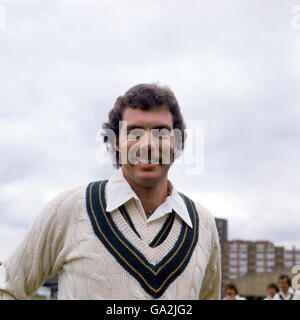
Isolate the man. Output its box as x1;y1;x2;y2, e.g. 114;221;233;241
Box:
0;83;221;300
275;274;300;300
264;283;279;300
222;283;246;300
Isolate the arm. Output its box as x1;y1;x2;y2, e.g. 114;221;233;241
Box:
198;237;221;300
197;205;221;300
0;189;72;300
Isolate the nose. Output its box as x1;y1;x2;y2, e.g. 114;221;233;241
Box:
139;130;155;147
139;130;159;161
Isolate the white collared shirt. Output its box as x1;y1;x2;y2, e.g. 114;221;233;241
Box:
105;168;193;228
276;287;300;300
264;293;280;300
222;294;246;300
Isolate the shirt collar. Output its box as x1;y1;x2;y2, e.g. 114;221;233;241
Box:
105;168;193;228
288;287;295;295
280;287;295;297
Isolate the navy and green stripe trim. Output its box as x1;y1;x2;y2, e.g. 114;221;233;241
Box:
149;212;175;248
85;180;199;299
119;204;141;239
119;204;175;248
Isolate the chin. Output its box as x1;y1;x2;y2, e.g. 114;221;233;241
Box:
133;163;169;181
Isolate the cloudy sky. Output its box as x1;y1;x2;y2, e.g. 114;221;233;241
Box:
0;0;300;261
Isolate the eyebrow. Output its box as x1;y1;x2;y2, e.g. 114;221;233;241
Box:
126;124;172;132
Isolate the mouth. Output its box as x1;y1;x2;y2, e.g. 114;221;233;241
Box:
136;162;159;166
137;158;162;164
134;161;161;170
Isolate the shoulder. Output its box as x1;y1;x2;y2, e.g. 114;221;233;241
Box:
191;200;219;241
46;183;88;212
24;184;89;231
42;183;91;228
193;201;217;230
178;192;216;228
294;290;300;299
186;197;220;250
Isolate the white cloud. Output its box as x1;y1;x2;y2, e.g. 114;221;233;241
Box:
0;0;300;261
187;190;300;249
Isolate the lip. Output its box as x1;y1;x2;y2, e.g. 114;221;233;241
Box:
135;163;159;168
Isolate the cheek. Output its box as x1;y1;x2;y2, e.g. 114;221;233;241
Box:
118;135;135;152
120;140;144;165
160;138;175;158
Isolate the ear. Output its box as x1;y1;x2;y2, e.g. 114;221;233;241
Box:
115;137;120;152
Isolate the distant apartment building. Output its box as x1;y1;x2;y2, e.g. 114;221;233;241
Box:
222;240;300;283
222;240;251;282
284;247;300;267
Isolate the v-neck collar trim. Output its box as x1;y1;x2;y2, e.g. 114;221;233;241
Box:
85;180;199;298
119;204;176;248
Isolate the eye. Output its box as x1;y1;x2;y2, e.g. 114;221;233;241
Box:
127;128;145;140
152;128;171;139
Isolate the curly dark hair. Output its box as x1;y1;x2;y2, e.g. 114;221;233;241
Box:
225;283;238;295
267;283;279;293
278;274;291;286
101;83;187;168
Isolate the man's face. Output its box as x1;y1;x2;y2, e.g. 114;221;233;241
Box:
225;288;236;299
117;106;174;187
278;278;289;292
267;287;277;298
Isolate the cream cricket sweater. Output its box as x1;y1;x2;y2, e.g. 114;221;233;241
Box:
0;177;221;300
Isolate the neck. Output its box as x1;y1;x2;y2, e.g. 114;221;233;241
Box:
282;288;289;294
122;168;170;219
